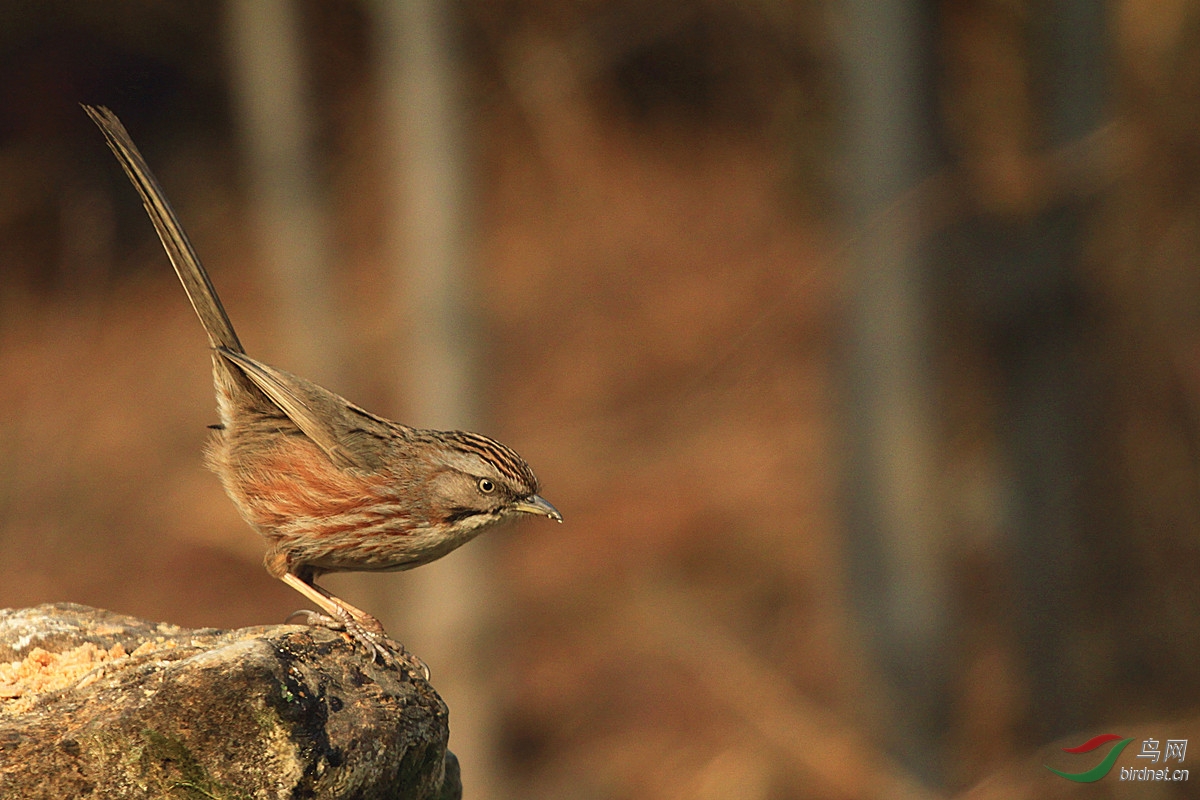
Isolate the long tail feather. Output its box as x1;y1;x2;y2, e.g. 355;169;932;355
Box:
84;105;243;354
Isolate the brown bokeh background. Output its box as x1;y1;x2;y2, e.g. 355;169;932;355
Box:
2;2;1199;798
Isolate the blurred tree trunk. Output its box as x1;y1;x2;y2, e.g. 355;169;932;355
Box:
1007;0;1107;742
841;0;1111;781
931;0;1109;746
838;0;949;782
224;0;342;381
370;2;502;799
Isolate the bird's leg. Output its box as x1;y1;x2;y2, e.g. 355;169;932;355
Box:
279;572;429;678
280;572;381;630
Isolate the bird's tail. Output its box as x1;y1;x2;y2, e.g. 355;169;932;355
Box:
84;105;243;355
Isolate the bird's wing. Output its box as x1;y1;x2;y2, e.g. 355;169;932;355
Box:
216;347;375;471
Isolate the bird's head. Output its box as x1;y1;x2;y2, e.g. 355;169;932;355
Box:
424;430;562;531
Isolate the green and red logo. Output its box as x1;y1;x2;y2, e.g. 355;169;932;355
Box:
1045;734;1134;782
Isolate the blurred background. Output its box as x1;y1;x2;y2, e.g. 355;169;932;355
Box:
2;1;1199;798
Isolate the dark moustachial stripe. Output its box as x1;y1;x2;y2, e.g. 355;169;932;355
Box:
443;506;489;525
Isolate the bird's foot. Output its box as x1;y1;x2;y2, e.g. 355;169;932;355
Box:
286;608;430;680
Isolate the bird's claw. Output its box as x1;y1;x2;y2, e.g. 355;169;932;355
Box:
286;608;431;680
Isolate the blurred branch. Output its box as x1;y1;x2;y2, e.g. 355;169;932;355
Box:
500;32;602;197
630;581;942;800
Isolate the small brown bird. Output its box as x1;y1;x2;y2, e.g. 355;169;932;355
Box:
85;105;561;662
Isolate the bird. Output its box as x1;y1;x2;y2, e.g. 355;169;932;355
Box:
84;105;561;665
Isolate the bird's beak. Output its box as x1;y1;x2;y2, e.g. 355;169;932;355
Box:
512;494;563;522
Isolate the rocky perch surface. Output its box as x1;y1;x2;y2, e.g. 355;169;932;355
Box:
0;603;460;800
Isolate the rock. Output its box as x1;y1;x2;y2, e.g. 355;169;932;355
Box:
0;603;461;800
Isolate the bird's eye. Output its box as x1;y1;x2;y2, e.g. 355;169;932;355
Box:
477;477;496;494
